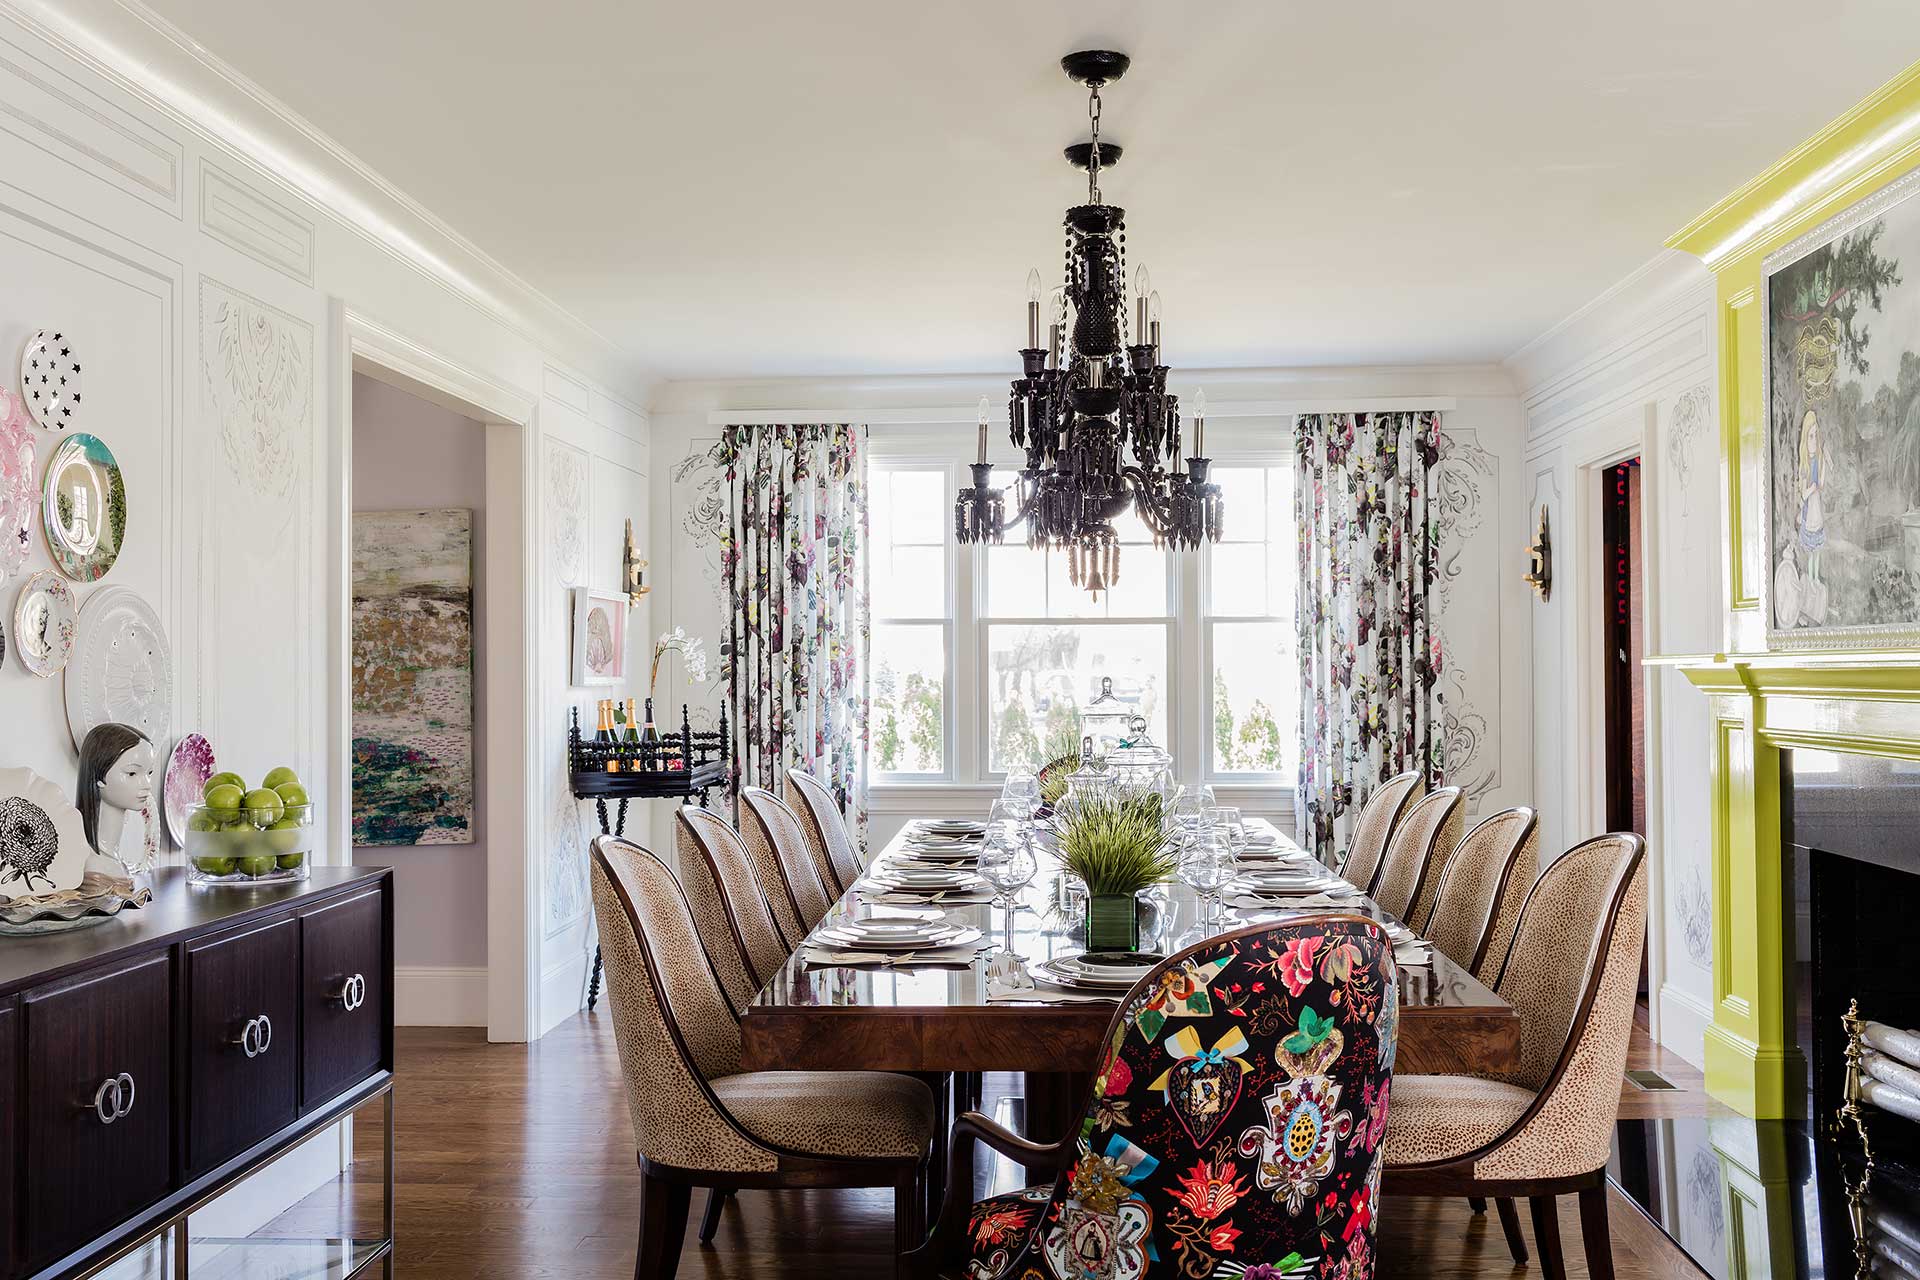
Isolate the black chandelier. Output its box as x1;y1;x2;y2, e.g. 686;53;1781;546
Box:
954;50;1221;599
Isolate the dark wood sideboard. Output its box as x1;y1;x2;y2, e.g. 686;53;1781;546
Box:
0;866;395;1279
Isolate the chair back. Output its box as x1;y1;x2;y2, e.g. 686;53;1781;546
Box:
739;786;836;934
785;767;864;896
589;836;775;1175
1369;786;1462;920
987;916;1396;1280
1337;770;1422;890
677;806;793;987
1474;832;1647;1180
1416;806;1538;976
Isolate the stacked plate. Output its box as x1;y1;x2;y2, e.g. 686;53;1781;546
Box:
814;917;983;952
1232;867;1356;898
1032;950;1163;993
868;865;984;893
917;819;984;838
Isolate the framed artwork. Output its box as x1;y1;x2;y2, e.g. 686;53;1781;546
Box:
1765;166;1920;646
571;586;626;686
351;508;474;846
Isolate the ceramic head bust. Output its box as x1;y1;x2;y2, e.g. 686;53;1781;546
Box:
76;723;155;873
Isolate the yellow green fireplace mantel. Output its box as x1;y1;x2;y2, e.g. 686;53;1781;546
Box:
1661;57;1920;1118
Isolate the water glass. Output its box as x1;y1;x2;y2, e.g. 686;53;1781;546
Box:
980;832;1037;911
1178;830;1236;926
1203;805;1247;864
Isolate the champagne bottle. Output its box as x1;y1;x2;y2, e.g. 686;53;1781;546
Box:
622;697;642;771
598;700;619;772
641;698;661;748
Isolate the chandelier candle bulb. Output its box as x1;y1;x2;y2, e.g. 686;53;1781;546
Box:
976;395;992;463
1026;268;1044;347
1134;264;1151;338
1192;387;1207;457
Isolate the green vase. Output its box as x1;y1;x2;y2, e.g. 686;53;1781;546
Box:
1085;892;1141;951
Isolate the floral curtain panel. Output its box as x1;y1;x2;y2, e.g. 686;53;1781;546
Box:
719;423;870;845
1295;410;1447;861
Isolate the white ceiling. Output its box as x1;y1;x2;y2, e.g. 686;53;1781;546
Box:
141;0;1920;382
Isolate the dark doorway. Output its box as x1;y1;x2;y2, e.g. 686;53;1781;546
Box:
1602;457;1648;1007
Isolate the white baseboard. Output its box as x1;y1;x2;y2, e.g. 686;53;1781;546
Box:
395;965;488;1027
1657;981;1713;1070
538;949;591;1037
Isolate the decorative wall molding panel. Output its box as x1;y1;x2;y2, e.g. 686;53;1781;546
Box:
542;364;591;415
545;437;588;589
200;276;312;519
198;157;315;285
1435;426;1501;806
0;29;182;215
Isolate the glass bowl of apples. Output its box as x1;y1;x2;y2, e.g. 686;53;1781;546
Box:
185;767;313;886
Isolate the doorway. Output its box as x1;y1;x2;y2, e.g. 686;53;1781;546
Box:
1601;456;1650;1010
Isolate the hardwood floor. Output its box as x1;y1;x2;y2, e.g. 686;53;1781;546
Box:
267;1011;1712;1278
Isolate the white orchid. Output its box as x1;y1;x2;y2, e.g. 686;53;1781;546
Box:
651;626;710;695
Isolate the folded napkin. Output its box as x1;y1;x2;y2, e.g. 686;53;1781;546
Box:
1393;940;1435;968
803;944;981;968
857;887;996;905
1225;891;1353;911
986;977;1119;1003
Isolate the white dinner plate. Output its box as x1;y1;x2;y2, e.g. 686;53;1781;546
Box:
1032;958;1140;990
815;925;981;952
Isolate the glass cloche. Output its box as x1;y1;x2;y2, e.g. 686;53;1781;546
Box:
1079;676;1133;762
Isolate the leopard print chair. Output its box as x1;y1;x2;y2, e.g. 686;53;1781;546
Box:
1415;806;1539;981
911;916;1397;1280
674;806;792;1012
739;785;836;935
1382;833;1647;1280
1368;786;1463;922
591;836;931;1279
1335;771;1423;893
786;767;865;896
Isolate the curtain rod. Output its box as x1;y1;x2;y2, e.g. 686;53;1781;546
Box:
706;397;1456;426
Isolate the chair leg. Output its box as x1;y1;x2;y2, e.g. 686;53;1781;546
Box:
635;1172;691;1280
1528;1195;1566;1280
696;1188;728;1245
1467;1195;1486;1213
1495;1196;1529;1264
1578;1182;1616;1280
896;1169;927;1280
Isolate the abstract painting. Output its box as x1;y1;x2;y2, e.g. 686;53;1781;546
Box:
1767;168;1920;644
351;508;474;845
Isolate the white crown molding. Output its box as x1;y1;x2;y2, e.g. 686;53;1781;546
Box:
1504;249;1712;391
9;0;656;403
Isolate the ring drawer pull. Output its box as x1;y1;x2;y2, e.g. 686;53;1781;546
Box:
90;1073;135;1125
236;1015;274;1059
336;974;367;1012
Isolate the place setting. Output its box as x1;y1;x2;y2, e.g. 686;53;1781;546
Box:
802;913;987;969
1224;864;1361;910
987;948;1156;1003
854;861;994;905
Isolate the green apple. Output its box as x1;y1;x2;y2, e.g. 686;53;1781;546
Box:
186;810;222;833
203;783;244;818
205;771;246;796
193;855;236;875
263;766;300;791
243;788;285;825
237;854;277;877
273;782;309;808
276;852;306;870
264;817;303;854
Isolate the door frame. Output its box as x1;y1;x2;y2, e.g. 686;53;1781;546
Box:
1569;401;1668;1042
327;303;542;1042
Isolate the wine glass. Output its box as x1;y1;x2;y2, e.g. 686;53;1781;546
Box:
1178;829;1236;935
980;830;1037;913
1001;769;1041;819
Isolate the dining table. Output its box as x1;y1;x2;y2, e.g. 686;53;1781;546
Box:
739;813;1520;1174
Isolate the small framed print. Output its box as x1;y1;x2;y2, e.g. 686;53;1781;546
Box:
570;587;627;687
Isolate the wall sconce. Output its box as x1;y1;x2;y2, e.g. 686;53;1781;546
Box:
623;518;649;606
1523;505;1552;601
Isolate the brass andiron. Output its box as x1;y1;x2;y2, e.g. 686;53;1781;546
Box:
1838;998;1875;1280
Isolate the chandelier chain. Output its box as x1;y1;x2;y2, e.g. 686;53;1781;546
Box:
1087;81;1103;205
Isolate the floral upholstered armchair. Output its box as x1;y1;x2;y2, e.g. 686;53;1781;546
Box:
912;916;1397;1280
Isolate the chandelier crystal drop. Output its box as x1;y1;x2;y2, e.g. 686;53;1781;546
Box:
955;50;1223;599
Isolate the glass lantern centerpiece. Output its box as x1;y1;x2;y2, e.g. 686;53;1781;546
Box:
1079;676;1133;763
184;796;313;886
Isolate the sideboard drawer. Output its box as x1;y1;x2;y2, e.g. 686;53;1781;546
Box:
0;1001;16;1279
187;916;299;1173
301;890;386;1107
23;952;172;1270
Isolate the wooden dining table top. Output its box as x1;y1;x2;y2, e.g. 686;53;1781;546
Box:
739;816;1520;1078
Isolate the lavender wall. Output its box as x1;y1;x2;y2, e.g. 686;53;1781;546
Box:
350;372;488;969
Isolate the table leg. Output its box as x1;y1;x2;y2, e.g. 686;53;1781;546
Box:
1019;1072;1090;1184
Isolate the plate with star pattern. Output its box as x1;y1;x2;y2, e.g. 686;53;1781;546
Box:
20;330;81;431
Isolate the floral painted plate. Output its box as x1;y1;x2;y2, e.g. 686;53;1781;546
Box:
163;733;214;849
12;571;75;678
20;329;81;431
0;387;32;585
42;432;124;581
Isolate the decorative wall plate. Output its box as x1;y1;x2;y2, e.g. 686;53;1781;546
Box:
64;585;171;750
42;432;124;581
163;732;214;848
12;570;75;678
20;329;81;431
0;387;32;585
0;767;89;898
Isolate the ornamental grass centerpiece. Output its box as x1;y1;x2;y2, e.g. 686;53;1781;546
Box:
1052;787;1177;950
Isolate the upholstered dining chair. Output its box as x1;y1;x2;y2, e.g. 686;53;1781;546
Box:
786;767;865;896
1369;785;1464;922
1336;769;1423;890
739;785;837;935
909;915;1398;1280
1416;806;1540;980
1382;832;1648;1280
590;835;933;1280
674;806;791;1010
